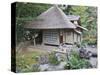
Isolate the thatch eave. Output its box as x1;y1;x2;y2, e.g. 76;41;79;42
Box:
24;5;76;29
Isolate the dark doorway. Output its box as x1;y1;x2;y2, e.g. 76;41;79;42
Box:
36;31;42;44
60;35;63;43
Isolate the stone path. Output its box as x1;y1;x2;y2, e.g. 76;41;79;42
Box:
89;57;97;68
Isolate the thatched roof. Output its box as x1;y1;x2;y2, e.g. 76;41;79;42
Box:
67;15;80;21
24;5;76;29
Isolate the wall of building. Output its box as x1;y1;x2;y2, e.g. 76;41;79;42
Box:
42;29;82;45
74;32;82;43
73;32;77;43
77;34;81;43
43;29;59;45
64;30;74;44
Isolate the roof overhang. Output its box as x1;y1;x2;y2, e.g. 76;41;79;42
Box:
67;15;80;21
24;5;76;29
76;25;88;31
74;29;82;34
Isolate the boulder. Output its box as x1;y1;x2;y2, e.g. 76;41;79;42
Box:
79;47;92;59
38;55;49;64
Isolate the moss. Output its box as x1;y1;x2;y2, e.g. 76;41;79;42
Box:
16;50;48;72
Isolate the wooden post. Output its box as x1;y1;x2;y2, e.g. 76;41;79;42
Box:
34;38;36;46
32;35;36;46
32;33;38;46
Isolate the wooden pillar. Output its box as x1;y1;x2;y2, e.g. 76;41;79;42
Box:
32;35;36;46
34;38;36;46
60;30;63;43
33;33;38;46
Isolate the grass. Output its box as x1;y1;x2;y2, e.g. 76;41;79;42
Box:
16;47;49;72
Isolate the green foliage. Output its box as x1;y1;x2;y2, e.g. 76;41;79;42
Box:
31;64;40;72
16;50;47;72
16;2;51;18
16;2;51;43
82;37;97;45
63;5;97;44
22;64;40;72
16;3;97;45
16;55;31;72
16;19;25;43
17;64;40;73
49;52;60;65
75;42;81;48
64;51;91;69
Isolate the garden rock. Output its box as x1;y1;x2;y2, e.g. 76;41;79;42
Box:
55;53;62;61
39;64;49;71
79;47;92;59
59;44;73;52
92;53;97;57
38;55;49;64
57;61;66;70
48;61;66;71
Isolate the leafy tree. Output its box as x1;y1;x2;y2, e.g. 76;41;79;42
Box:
16;2;51;43
16;3;97;45
63;5;97;44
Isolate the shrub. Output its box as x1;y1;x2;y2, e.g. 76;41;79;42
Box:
31;64;40;72
16;52;41;72
16;55;29;71
82;37;97;45
19;64;40;72
75;42;81;48
49;52;60;65
64;51;91;69
88;39;97;45
64;63;70;69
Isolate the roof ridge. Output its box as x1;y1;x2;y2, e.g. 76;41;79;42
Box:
55;6;76;28
25;5;77;29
